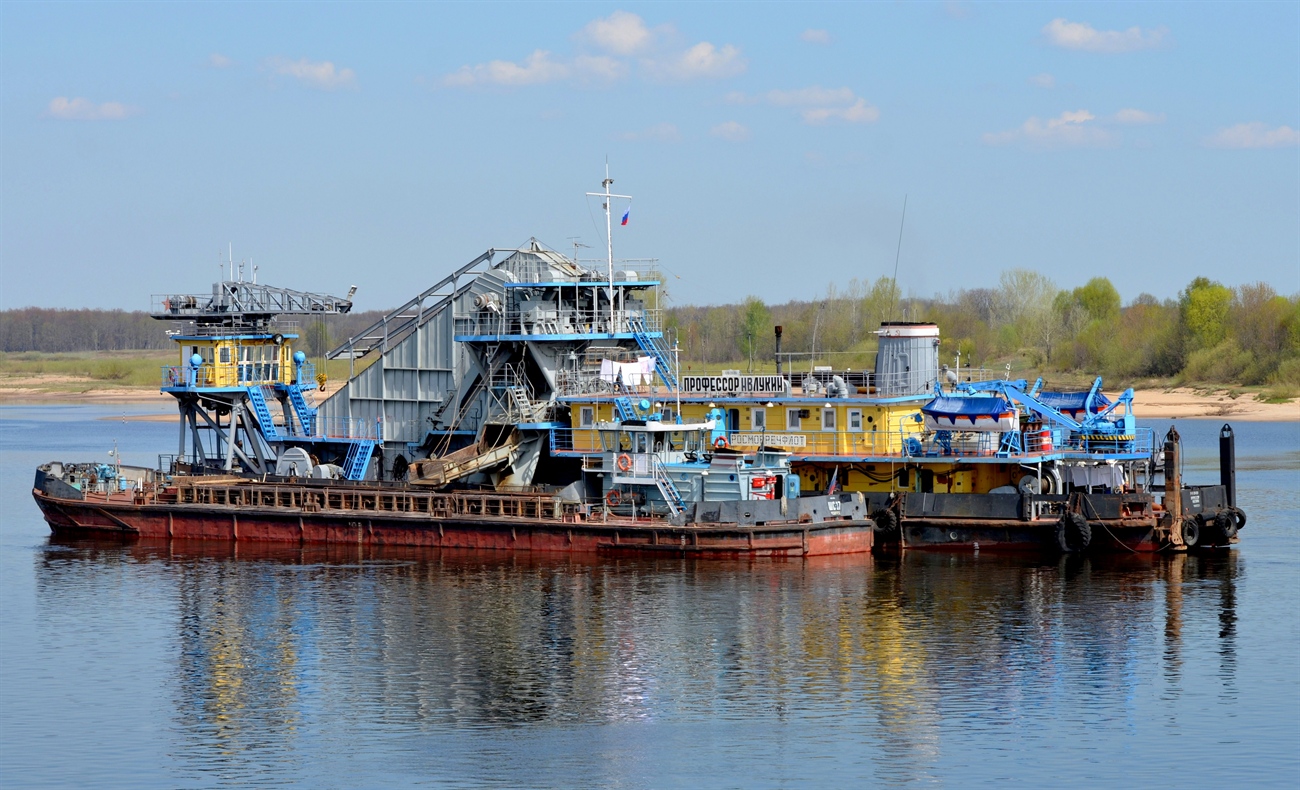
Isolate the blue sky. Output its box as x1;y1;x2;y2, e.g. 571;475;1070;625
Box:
1;2;1297;312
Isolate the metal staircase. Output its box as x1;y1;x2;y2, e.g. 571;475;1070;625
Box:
650;456;686;515
245;387;282;442
627;316;677;390
343;440;377;481
286;386;317;436
505;385;537;421
614;396;638;422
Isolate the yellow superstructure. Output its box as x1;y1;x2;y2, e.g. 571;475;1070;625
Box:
167;335;298;388
562;395;1023;495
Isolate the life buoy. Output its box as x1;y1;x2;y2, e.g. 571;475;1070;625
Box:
616;453;633;472
605;489;621;507
713;436;728;449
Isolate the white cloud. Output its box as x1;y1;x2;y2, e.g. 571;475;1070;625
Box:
801;98;880;125
644;42;746;81
443;50;569;87
208;53;233;69
446;13;744;88
765;86;856;106
44;97;135;121
729;86;878;125
620;122;681;142
1114;108;1165;125
1205;122;1300;149
982;109;1114;147
710;121;750;142
269;57;357;90
800;29;831;45
1043;18;1168;53
572;54;628;83
580;11;653;55
1029;72;1056;89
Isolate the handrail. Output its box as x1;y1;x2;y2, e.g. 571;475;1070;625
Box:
327;248;495;360
649;454;685;515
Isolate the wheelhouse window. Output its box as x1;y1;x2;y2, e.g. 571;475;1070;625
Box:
579;406;595;427
848;409;862;431
822;408;836;431
786;408;802;431
752;408;767;430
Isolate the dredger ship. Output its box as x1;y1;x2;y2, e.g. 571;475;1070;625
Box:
32;177;1244;555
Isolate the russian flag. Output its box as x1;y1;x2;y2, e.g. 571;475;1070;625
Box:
621;207;630;226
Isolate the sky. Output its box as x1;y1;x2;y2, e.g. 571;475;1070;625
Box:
1;1;1297;312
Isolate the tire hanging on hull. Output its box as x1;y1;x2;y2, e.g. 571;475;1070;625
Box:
1056;511;1092;553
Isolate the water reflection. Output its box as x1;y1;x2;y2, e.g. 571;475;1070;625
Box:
34;539;1242;785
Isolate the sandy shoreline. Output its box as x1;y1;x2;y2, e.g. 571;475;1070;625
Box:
2;384;1295;422
1131;388;1299;422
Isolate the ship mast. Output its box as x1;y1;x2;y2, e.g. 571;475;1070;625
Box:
586;164;631;333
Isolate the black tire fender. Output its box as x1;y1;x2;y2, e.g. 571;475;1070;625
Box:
1214;510;1237;540
1056;512;1091;553
1181;516;1201;548
1231;507;1246;532
873;509;899;535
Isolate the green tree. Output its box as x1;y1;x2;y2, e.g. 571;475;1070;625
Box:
1074;277;1121;323
1180;277;1233;351
738;296;771;371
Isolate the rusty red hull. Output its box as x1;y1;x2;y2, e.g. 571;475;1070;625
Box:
33;489;873;557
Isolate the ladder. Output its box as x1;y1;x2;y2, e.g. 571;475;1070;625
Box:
506;385;534;421
614;396;637;422
245;386;282;442
287;385;317;436
343;440;377;481
627;316;677;390
650;456;686;515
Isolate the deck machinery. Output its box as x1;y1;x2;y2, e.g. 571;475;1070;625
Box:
317;238;674;488
154;278;378;480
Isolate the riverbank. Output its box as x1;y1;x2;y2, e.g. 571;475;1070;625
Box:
1133;387;1300;422
1;380;1295;421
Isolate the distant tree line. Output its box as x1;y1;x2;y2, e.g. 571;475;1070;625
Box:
0;307;387;357
665;272;1300;388
6;274;1298;389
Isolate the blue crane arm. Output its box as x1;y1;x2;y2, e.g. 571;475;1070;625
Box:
1082;388;1134;431
999;386;1084;431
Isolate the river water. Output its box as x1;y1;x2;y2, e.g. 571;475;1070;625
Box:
1;405;1297;788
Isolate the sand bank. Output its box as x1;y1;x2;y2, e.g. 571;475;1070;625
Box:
3;381;1296;422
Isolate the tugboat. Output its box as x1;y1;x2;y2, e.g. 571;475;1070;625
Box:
555;323;1247;554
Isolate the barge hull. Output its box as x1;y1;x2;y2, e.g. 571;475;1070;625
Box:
33;490;872;557
898;520;1160;552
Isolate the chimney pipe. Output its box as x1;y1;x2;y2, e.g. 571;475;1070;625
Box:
774;325;784;376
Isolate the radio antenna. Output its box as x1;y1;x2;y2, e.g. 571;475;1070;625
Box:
888;195;907;323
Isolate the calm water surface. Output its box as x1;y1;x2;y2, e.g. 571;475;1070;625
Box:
1;405;1297;788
